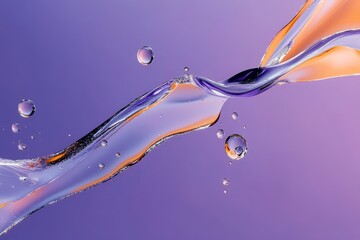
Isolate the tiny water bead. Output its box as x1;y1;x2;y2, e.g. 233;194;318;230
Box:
137;46;154;65
17;142;27;151
231;112;238;120
184;66;189;72
115;152;121;157
99;163;105;169
11;123;20;133
18;99;36;118
101;140;108;147
19;176;27;181
225;134;248;160
222;178;230;186
216;129;224;139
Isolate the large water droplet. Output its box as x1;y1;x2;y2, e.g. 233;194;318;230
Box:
137;46;154;65
231;112;238;120
216;129;224;139
18;99;36;118
222;178;230;186
11;123;20;133
18;142;27;151
225;134;248;160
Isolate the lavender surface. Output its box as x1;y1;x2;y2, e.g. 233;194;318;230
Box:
1;0;360;239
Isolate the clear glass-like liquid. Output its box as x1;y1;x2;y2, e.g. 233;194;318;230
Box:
3;0;360;235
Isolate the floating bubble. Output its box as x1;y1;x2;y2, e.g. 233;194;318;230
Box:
184;66;189;72
115;152;121;157
101;140;108;147
231;112;238;120
216;129;224;139
30;135;35;140
99;163;105;169
18;99;36;118
137;46;154;65
11;123;20;133
225;134;248;160
18;142;27;151
222;178;230;186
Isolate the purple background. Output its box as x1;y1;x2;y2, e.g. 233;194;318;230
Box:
1;0;360;239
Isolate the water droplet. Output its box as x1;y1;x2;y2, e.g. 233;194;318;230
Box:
243;125;247;130
18;142;27;151
99;163;105;169
223;190;227;194
223;178;230;186
184;66;189;72
11;123;20;133
229;161;232;165
216;129;224;139
231;112;238;120
68;133;71;137
116;152;121;157
19;176;27;181
225;134;248;160
18;99;36;118
137;46;154;65
159;114;164;118
101;140;108;147
30;135;35;140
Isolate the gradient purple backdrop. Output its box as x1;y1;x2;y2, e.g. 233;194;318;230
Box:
1;0;360;239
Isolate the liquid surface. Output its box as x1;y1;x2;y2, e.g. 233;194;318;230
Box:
2;0;360;236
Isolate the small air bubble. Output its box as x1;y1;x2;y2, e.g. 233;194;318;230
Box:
18;99;36;118
18;142;27;151
11;123;20;133
223;178;230;186
231;112;238;120
216;129;224;139
101;140;108;147
19;176;27;181
137;46;154;65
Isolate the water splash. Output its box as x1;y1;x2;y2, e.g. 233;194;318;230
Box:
2;0;360;235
